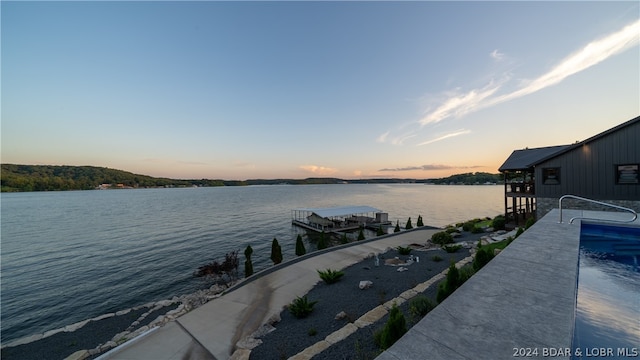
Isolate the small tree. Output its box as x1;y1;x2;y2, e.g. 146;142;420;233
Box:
317;231;328;250
376;225;385;236
357;227;365;241
405;217;413;230
340;233;349;244
244;245;254;278
295;234;306;256
416;215;424;227
271;238;283;265
375;304;407;350
394;221;401;233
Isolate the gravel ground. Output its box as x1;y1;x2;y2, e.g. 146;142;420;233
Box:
248;246;471;360
1;304;178;360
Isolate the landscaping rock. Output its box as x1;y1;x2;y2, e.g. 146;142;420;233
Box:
359;280;373;290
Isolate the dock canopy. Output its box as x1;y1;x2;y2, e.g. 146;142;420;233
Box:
294;206;381;218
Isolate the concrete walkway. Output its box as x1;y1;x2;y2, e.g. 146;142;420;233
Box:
100;228;440;360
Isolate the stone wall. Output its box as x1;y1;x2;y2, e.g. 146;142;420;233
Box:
537;197;640;219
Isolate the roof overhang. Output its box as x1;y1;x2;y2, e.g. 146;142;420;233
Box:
294;205;381;218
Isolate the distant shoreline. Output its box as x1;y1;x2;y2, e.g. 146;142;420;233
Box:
1;164;503;192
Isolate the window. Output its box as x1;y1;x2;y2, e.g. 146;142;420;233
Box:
543;168;560;185
616;164;639;184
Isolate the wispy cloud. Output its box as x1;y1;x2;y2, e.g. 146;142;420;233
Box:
490;49;505;61
379;164;482;172
417;129;471;146
423;19;640;124
300;165;338;176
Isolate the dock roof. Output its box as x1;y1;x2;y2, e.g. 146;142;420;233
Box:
293;206;381;218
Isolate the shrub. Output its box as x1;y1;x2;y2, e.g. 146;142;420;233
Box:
462;221;476;232
416;215;424;227
308;328;317;336
458;264;476;283
445;227;458;234
295;234;306;256
443;244;462;253
317;231;328;250
405;218;413;230
515;227;524;239
377;226;385;236
394;221;401;233
340;233;349;244
436;262;461;303
244;245;254;278
195;250;239;286
289;296;318;318
271;238;283;265
375;305;407;350
491;215;506;230
357;228;365;241
473;246;495;271
409;295;436;320
525;217;536;229
431;231;453;245
470;226;484;234
317;268;345;284
396;245;412;255
432;255;443;262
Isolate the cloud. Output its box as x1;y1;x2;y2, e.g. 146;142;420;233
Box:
379;164;482;172
300;165;338;176
417;129;471;146
419;80;502;125
490;49;505;61
421;19;639;124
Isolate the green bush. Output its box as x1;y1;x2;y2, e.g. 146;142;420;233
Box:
515;227;524;239
377;226;385;236
458;265;476;283
443;244;462;253
431;231;453;245
295;234;306;256
357;228;365;241
271;238;283;265
308;327;317;336
340;233;349;244
409;295;436;320
244;245;254;278
491;215;506;230
462;221;476;232
432;255;443;262
470;226;484;234
416;215;424;227
375;304;407;350
396;245;412;255
317;268;345;284
473;246;495;271
436;262;461;303
525;217;536;229
289;296;318;318
405;218;413;230
394;221;401;233
445;227;458;234
317;231;328;250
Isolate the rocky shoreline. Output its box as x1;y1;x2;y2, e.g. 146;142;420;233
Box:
0;281;235;360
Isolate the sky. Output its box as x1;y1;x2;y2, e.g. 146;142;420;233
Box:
2;1;639;180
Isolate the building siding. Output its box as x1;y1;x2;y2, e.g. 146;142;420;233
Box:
535;119;640;202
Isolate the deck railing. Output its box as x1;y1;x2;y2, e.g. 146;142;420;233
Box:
558;194;638;224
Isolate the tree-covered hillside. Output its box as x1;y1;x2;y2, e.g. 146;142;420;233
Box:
1;164;503;192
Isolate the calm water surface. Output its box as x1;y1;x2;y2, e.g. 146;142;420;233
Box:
1;184;502;343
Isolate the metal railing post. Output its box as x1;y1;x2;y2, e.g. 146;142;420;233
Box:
558;194;638;224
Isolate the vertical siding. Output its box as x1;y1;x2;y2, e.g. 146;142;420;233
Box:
535;119;640;200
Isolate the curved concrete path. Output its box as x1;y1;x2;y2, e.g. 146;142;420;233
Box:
99;228;440;360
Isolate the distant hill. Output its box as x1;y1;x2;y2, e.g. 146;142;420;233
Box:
0;164;502;192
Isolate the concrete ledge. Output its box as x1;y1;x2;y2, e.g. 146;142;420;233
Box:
377;209;583;360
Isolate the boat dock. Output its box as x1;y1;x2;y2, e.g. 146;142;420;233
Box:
291;205;391;234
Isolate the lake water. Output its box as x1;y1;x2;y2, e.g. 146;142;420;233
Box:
1;184;502;344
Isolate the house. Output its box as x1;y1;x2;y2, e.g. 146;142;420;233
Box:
499;115;639;225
